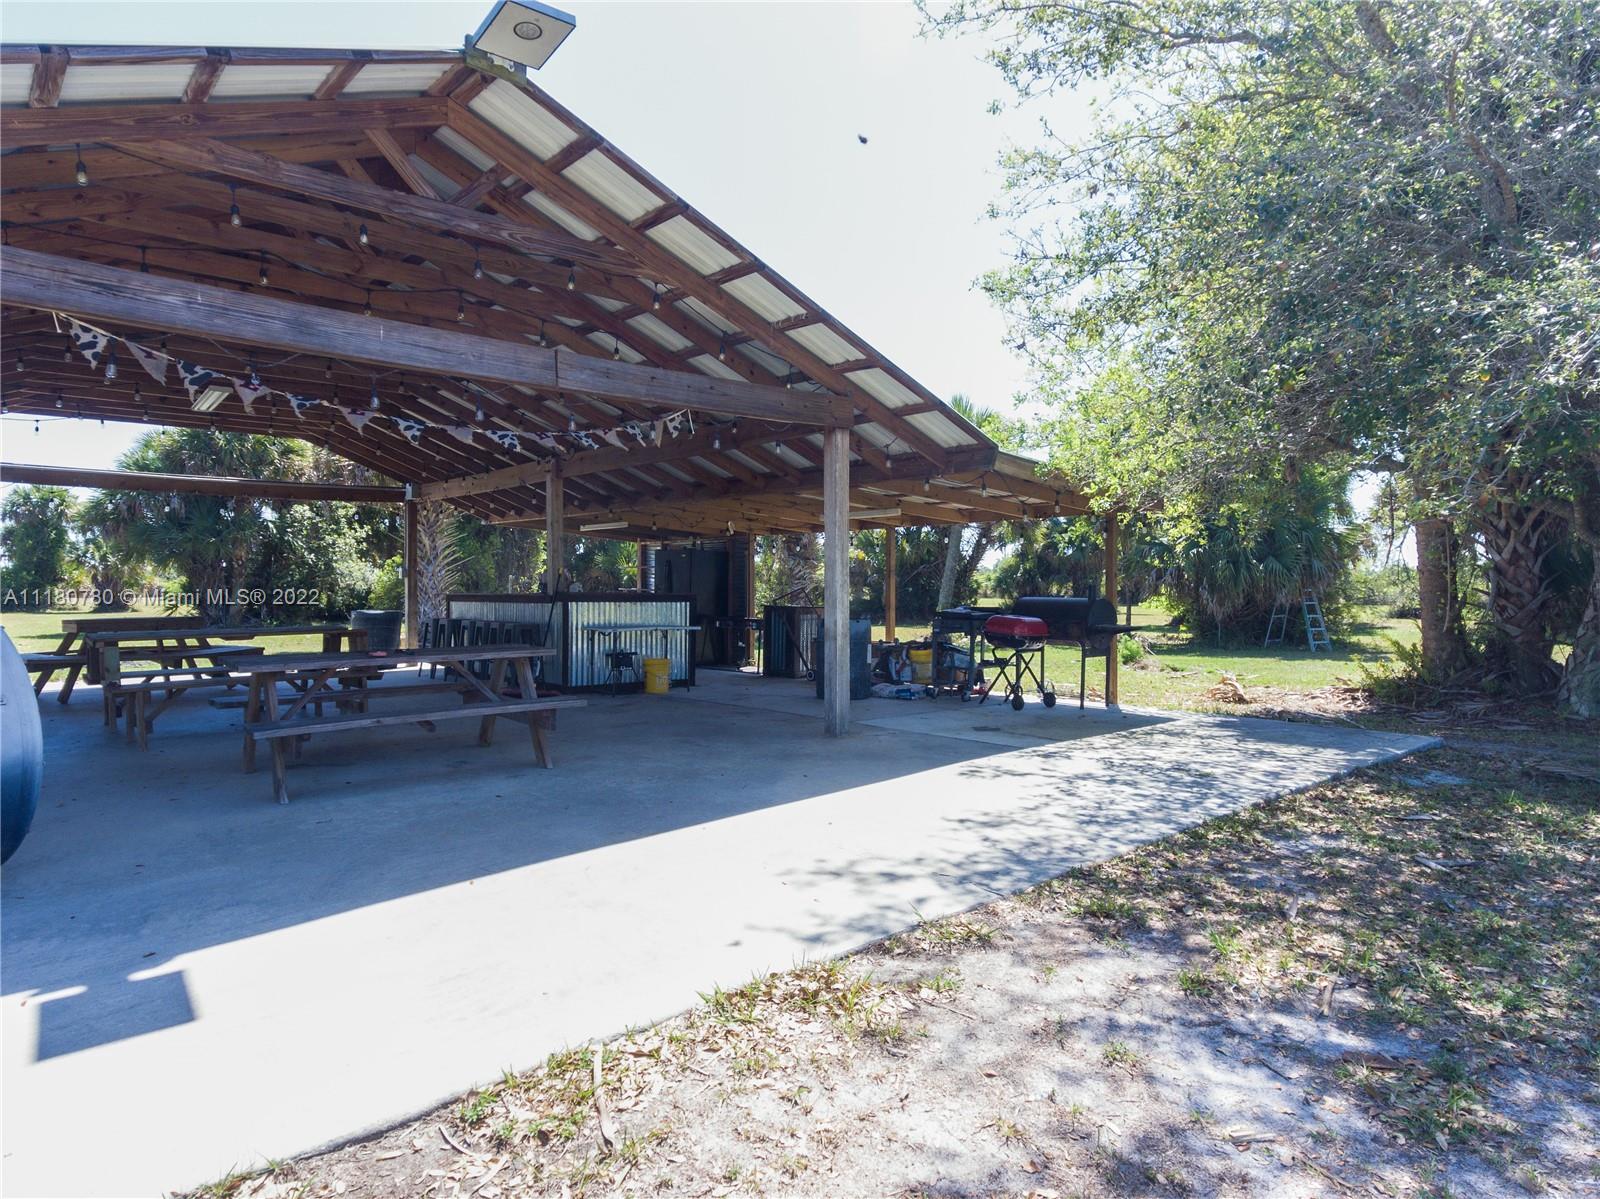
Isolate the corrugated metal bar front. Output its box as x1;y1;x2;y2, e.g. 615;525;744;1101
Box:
448;597;564;682
567;598;693;687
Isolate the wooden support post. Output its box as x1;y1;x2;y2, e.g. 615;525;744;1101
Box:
1104;511;1120;706
884;527;897;642
743;535;757;665
403;497;419;648
545;467;564;594
822;426;850;736
636;541;650;591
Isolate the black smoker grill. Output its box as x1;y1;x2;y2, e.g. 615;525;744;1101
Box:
1011;595;1133;709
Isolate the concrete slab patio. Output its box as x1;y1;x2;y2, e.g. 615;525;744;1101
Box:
1;671;1435;1197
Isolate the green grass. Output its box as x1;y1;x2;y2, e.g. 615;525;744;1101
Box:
875;602;1421;711
0;604;336;661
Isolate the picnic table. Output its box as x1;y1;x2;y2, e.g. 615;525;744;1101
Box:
27;614;204;702
236;644;583;804
90;624;367;743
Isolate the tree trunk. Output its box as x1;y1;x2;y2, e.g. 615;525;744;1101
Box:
1557;561;1600;718
413;501;460;623
937;525;965;610
1477;500;1564;693
1415;516;1471;683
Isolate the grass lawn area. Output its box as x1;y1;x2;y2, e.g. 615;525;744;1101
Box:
0;605;339;661
874;602;1421;713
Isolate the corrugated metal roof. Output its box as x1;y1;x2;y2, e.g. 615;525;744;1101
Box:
468;78;577;160
787;322;863;366
675;296;739;335
208;64;330;100
561;149;662;222
0;63;31;105
340;62;450;95
907;409;979;449
687;353;745;381
847;367;922;410
521;190;602;241
625;313;694;353
59;63;191;103
645;215;742;275
432;124;499;172
721;273;805;323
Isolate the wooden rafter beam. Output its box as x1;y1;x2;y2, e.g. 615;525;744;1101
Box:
0;247;850;428
117;137;635;273
0;462;405;503
0;96;449;147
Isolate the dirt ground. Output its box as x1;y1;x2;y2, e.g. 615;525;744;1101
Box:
193;720;1598;1199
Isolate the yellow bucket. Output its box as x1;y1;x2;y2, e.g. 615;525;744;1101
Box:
908;648;933;683
643;657;671;694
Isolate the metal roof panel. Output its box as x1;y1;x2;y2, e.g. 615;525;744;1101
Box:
561;149;662;222
787;322;863;367
58;63;192;103
645;215;742;276
721;273;805;322
468;78;578;160
340;62;452;95
209;64;330;100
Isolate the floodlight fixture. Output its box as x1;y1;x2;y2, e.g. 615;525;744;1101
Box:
468;1;576;72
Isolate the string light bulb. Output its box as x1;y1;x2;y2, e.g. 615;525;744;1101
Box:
369;377;380;410
538;321;548;348
717;334;727;362
74;145;87;187
325;358;334;380
14;349;22;373
363;290;373;317
612;338;620;361
456;291;467;322
472;252;484;280
474;398;485;424
566;268;576;291
358;223;369;246
652;286;661;311
257;251;269;286
54;392;63;409
228;184;241;227
104;350;117;381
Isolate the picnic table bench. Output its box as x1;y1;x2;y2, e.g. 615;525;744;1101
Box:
90;624;367;744
237;644;582;803
29;614;204;702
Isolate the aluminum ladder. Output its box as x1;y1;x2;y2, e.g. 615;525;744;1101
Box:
1263;598;1290;646
1301;590;1332;652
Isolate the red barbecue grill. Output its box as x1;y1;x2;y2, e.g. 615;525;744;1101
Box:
977;614;1055;710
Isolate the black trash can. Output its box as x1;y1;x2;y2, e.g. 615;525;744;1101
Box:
351;608;403;651
814;619;873;701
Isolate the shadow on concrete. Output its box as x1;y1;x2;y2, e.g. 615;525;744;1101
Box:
5;673;1145;1060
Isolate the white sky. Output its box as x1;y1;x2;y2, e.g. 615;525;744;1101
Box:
0;0;1057;474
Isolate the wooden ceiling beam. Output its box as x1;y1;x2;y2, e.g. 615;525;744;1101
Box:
119;137;636;273
182;53;229;104
1;247;848;428
28;48;67;108
313;59;367;101
0;96;449;147
364;127;438;198
443;103;951;465
0;461;405;503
